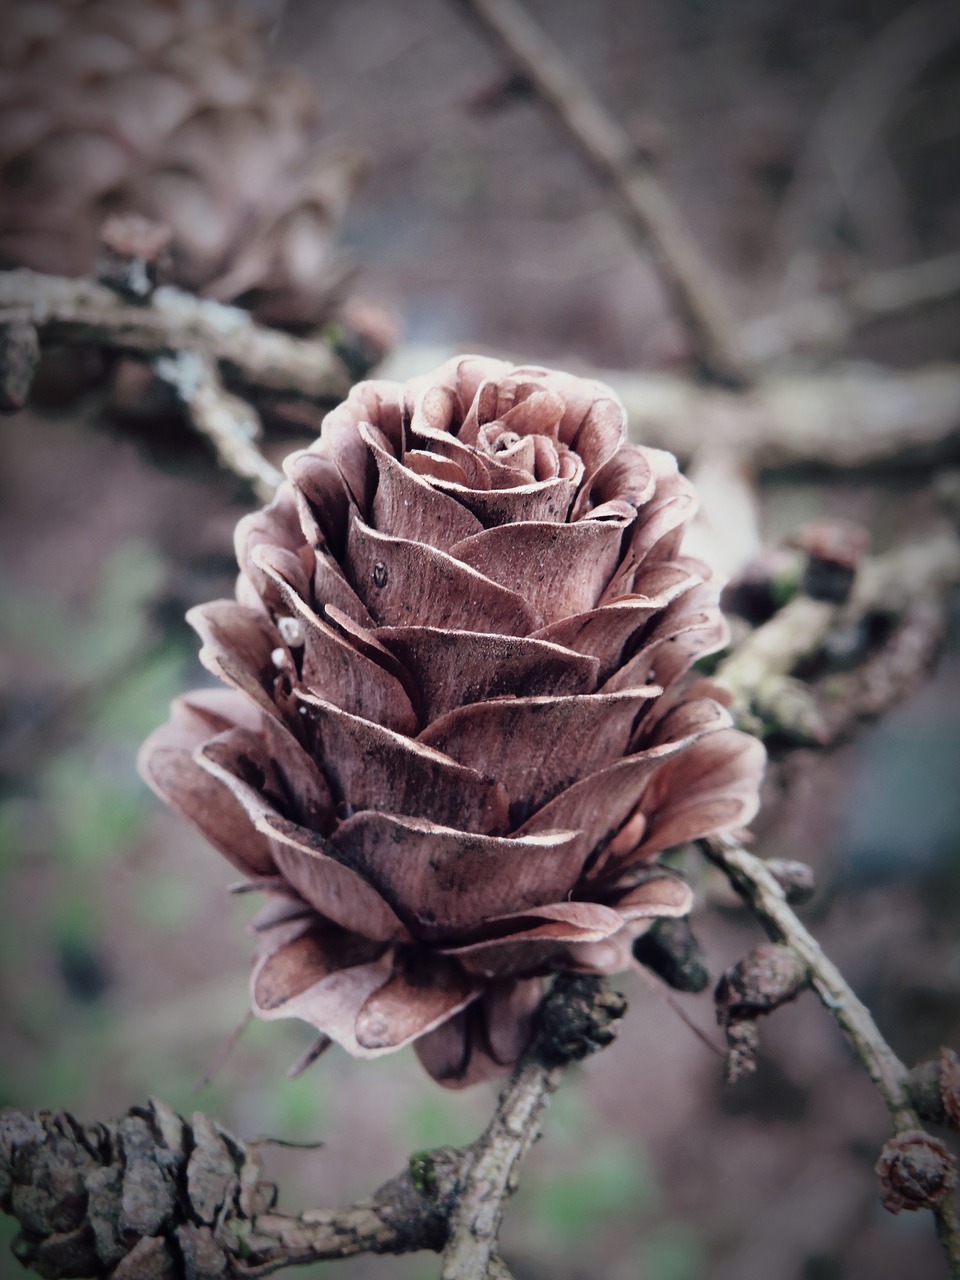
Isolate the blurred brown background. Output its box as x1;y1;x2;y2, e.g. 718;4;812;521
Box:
2;1;959;1277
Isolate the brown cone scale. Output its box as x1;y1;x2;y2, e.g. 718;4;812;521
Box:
140;357;766;1086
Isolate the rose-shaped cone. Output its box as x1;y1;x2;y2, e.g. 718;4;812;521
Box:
140;357;765;1086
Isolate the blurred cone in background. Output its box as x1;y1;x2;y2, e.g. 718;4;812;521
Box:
0;0;362;330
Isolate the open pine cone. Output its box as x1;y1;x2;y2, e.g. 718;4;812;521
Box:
140;357;765;1087
0;0;358;327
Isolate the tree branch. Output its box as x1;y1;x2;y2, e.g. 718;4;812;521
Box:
454;0;751;387
154;352;282;502
7;269;960;479
608;363;960;470
703;833;915;1119
701;832;960;1276
440;1056;560;1280
0;269;352;406
233;1158;458;1275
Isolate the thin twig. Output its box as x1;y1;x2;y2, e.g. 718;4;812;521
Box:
455;0;751;387
193;1011;253;1094
630;960;726;1059
0;269;352;405
154;351;282;501
232;1162;458;1275
701;833;960;1276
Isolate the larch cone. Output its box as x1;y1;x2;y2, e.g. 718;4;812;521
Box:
0;0;359;327
139;357;765;1087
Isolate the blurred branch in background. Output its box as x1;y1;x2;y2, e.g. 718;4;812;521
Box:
774;0;960;280
741;247;960;363
8;279;960;485
0;270;352;411
454;0;753;388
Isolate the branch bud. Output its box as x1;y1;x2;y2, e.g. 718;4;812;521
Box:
0;322;40;412
97;215;172;302
538;975;627;1066
906;1048;960;1131
764;858;816;905
875;1129;957;1213
795;518;870;604
715;943;810;1020
722;1020;761;1085
715;944;810;1084
633;917;710;993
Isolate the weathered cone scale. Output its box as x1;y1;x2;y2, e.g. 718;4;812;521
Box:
140;357;765;1086
0;0;358;327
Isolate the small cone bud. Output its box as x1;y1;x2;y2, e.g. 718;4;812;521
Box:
795;518;870;604
875;1129;957;1213
715;943;810;1020
715;944;810;1086
906;1048;960;1131
633;917;710;993
765;858;816;905
538;977;628;1067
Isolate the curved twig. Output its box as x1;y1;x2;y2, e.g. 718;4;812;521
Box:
775;1;960;270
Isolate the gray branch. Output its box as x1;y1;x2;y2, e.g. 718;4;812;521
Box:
0;269;352;407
